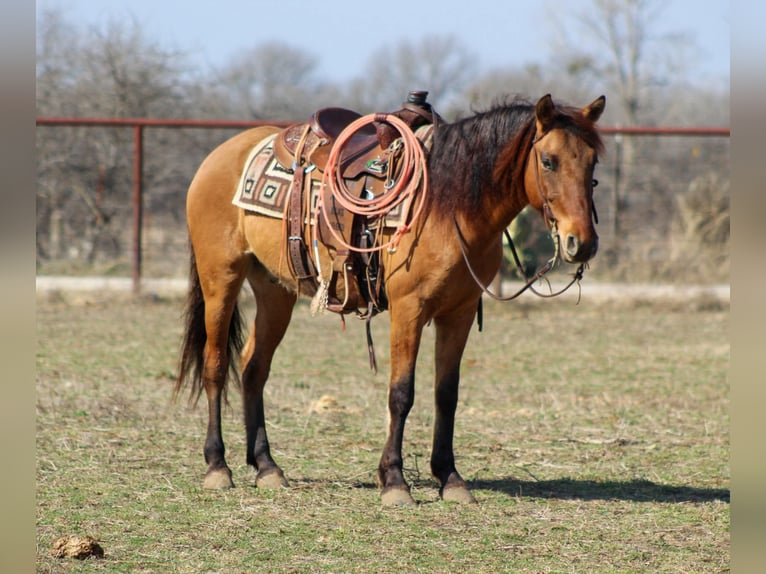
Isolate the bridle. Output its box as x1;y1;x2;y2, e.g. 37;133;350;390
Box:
453;128;598;304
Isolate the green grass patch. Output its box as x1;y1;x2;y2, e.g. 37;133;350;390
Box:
36;292;729;572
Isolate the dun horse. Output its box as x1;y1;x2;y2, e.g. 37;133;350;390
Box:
176;93;606;505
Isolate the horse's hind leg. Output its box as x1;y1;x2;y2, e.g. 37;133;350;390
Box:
241;265;296;489
199;264;248;489
431;307;478;504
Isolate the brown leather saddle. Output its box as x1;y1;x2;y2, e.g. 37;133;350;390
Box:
272;91;439;317
274;107;379;176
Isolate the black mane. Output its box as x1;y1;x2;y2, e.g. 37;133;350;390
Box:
426;98;536;218
425;97;604;218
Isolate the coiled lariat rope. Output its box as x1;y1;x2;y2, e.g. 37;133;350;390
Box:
313;113;429;256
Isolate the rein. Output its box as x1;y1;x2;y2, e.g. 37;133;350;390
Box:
453;217;585;303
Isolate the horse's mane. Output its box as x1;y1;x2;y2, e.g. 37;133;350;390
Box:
425;96;604;218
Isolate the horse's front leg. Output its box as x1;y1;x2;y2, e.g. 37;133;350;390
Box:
431;305;479;504
378;301;425;506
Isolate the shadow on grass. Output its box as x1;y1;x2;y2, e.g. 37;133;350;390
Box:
471;477;729;503
274;476;728;505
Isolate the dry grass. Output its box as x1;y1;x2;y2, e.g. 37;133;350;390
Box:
36;290;729;573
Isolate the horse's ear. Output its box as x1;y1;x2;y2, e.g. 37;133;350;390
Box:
582;95;606;123
535;94;556;133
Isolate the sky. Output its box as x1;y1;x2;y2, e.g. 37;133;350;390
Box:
37;0;729;86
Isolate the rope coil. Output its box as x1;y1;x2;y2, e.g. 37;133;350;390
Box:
313;113;429;254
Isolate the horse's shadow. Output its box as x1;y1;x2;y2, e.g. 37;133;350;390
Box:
290;476;729;504
470;477;729;504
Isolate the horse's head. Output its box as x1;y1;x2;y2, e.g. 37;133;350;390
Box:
525;94;606;264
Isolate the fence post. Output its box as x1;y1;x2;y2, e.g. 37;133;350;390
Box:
132;124;144;295
611;131;622;240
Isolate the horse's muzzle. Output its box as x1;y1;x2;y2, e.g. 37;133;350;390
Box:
564;233;598;263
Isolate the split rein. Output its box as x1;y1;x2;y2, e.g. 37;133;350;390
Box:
453;218;586;304
306;113;588;371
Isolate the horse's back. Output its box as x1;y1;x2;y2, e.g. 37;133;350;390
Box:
186;125;283;271
188;126;282;207
187;125;281;231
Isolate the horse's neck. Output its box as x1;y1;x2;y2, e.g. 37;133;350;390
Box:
486;185;530;234
453;162;532;247
427;110;536;246
477;117;536;237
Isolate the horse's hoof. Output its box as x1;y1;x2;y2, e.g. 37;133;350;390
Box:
441;485;478;505
255;469;289;489
381;486;417;507
203;468;234;490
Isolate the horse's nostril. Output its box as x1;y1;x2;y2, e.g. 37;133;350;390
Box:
566;234;579;257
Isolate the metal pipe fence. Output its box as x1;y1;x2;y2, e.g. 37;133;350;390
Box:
35;117;730;293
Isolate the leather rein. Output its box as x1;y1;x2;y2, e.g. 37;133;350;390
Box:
454;130;597;304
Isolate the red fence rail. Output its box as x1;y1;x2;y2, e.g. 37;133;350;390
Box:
35;117;730;293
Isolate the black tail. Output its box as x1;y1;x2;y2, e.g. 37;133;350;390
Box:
174;247;245;405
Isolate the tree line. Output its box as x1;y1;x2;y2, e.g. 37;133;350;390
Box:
35;1;729;283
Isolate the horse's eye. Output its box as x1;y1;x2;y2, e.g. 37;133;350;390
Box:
541;155;556;171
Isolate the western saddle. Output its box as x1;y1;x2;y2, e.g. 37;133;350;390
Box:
272;91;439;320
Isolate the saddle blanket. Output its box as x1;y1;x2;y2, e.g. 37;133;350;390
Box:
231;134;319;223
231;134;406;228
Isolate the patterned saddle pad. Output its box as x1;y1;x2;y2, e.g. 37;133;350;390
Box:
232;132;409;228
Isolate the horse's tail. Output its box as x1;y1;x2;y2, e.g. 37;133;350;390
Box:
175;246;245;405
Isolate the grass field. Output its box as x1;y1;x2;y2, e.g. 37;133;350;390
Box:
36;289;729;573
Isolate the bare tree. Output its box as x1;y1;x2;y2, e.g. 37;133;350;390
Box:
346;35;478;112
213;42;341;121
550;0;693;125
36;9;197;269
453;64;594;119
550;0;690;234
547;0;711;275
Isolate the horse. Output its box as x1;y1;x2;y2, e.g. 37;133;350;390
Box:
175;93;606;506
